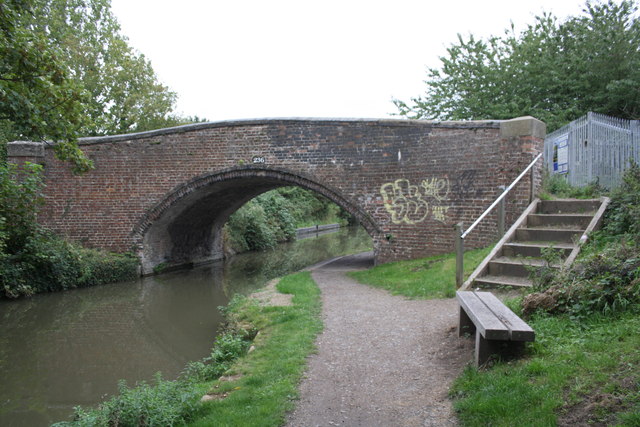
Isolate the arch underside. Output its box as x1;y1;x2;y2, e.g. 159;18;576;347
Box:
134;168;380;275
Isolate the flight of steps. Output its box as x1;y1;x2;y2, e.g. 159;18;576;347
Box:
464;198;609;290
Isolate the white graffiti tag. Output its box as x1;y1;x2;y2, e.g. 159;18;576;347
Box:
380;178;450;224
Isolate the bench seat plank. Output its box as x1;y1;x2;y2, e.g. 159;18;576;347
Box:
456;291;509;340
474;291;535;342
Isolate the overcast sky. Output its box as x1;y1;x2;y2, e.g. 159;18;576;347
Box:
110;0;588;122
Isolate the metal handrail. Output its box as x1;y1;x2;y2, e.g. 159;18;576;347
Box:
460;152;543;239
455;152;543;287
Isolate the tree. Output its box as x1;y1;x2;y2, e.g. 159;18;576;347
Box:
394;1;640;131
31;0;180;136
0;0;91;171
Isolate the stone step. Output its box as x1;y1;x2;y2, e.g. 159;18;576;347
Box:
488;257;560;278
502;241;574;258
537;199;600;215
473;275;533;289
515;227;583;243
527;213;592;229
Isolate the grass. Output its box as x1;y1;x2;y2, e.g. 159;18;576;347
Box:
188;271;323;426
54;271;322;426
348;246;492;299
451;310;640;426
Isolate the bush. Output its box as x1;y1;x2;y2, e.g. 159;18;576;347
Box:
0;162;138;298
54;374;205;427
541;172;604;199
524;165;640;318
1;231;139;298
605;161;640;239
524;241;640;318
224;187;353;254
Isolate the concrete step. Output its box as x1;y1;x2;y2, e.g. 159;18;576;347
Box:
527;213;592;229
537;199;600;215
488;256;560;277
515;227;583;243
473;274;533;289
502;241;574;258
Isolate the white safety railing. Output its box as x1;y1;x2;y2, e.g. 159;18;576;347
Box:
455;153;543;288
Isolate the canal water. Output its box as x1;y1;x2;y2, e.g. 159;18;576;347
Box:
0;226;372;426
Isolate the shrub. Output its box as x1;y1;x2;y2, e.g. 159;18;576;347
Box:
224;186;353;254
604;161;640;239
524;164;640;318
541;171;604;199
54;374;205;427
56;326;253;426
1;232;139;298
524;241;640;318
1;162;139;297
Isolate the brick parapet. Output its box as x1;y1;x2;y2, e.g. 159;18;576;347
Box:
9;117;545;273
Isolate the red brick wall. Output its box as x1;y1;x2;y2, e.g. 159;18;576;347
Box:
8;117;544;274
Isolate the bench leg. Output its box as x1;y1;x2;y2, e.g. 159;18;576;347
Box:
475;332;503;367
459;306;475;337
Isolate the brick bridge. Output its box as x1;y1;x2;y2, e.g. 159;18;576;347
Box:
8;117;545;275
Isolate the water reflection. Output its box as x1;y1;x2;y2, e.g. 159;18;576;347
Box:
0;226;371;426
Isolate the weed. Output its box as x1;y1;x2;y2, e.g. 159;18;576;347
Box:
540;171;604;199
348;246;492;299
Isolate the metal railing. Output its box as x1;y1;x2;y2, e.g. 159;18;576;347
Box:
455;153;543;288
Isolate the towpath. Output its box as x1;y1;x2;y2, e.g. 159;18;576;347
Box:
286;252;474;427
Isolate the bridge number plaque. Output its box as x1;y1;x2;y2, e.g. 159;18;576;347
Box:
252;156;266;164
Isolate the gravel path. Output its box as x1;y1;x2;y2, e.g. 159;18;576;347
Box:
286;252;474;427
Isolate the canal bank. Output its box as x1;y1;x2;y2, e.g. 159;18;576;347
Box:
0;226;371;426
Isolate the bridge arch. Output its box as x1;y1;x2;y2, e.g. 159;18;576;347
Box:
133;166;382;274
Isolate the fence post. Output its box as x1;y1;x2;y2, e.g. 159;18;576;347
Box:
455;222;464;288
530;163;535;203
497;186;506;237
632;120;640;165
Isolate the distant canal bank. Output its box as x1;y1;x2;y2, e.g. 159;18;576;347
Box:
0;226;371;426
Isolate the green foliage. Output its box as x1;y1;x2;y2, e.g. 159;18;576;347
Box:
225;187;352;254
184;328;252;382
0;162;138;297
605;161;640;238
55;324;252;426
0;162;43;253
226;201;280;252
527;241;640;319
27;0;184;136
395;0;640;131
1;230;139;298
0;0;92;172
349;246;492;299
540;172;604;199
1;0;196;171
189;272;323;427
54;374;207;427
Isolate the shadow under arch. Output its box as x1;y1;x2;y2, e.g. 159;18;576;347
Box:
132;166;382;274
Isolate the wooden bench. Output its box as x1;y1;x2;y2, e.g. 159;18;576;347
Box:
456;291;535;366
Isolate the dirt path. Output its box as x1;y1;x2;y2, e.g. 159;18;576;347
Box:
286;252;474;427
